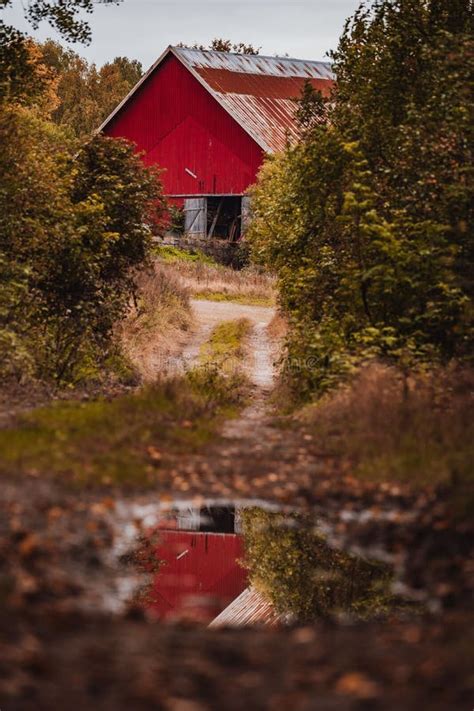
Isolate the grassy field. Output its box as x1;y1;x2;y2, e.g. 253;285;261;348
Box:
0;255;264;489
155;245;217;265
0;367;249;489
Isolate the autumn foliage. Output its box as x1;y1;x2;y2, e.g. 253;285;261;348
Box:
0;38;164;384
248;0;473;398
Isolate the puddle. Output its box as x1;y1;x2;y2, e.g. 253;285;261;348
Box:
113;498;421;627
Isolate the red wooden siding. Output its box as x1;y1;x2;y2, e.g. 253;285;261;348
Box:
104;54;264;196
149;531;247;621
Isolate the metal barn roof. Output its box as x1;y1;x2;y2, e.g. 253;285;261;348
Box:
173;47;334;80
208;585;286;628
100;46;335;154
174;47;335;153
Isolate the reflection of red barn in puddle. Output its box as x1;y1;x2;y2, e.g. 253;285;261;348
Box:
149;505;248;623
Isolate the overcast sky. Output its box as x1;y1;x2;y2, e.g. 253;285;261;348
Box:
3;0;361;69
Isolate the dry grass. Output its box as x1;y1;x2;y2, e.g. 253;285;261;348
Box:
120;263;192;381
158;256;276;306
267;312;288;342
301;362;474;514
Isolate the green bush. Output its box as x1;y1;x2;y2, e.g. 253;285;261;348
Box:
156;244;217;265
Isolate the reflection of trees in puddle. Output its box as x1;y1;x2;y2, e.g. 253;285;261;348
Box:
119;529;165;610
240;508;413;622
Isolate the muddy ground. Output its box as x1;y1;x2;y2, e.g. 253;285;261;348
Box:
0;299;472;710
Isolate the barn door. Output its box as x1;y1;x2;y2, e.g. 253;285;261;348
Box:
184;198;207;237
241;196;252;234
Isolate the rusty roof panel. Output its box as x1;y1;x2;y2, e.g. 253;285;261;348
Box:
174;47;335;153
195;68;332;99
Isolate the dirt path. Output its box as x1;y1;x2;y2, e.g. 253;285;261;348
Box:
179;299;279;442
179;299;277;386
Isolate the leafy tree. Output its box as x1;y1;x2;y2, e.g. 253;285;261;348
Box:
294;79;328;135
39;40;142;137
72;134;165;282
0;98;75;379
42;135;164;382
248;0;474;399
0;0;163;385
0;29;57;107
0;43;164;384
210;38;260;54
1;0;122;105
179;39;260;55
2;0;120;44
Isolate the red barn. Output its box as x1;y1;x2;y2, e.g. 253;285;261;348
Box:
100;46;335;239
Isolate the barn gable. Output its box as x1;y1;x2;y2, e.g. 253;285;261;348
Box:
102;51;263;197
